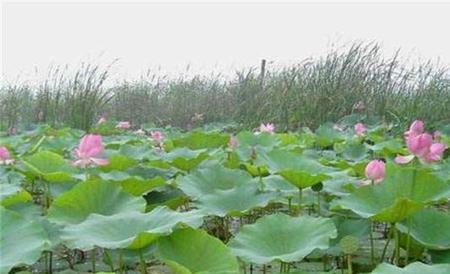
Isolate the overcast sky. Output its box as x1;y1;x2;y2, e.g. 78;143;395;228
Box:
2;1;450;84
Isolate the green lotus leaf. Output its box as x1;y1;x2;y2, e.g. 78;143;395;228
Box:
60;206;204;250
48;180;146;225
179;166;277;216
315;123;345;147
263;175;298;195
342;142;369;162
195;183;278;217
120;176;166;196
0;169;25;185
433;160;450;183
331;165;450;223
101;154;136;172
162;148;209;171
430;249;450;264
179;165;256;198
172;131;229;150
228;214;337;264
321;171;360;197
262;150;335;189
22;150;76;182
0;207;50;274
98;170;130;181
235;131;279;162
328;217;370;255
369;139;405;155
370;262;450;274
158;228;240;274
0;184;32;207
119;144;153;161
397;208;450;250
237;131;279;148
145;189;188;212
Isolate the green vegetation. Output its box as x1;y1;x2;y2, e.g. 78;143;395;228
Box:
0;118;449;273
1;43;449;132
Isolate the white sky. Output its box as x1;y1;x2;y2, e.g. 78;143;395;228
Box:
2;1;450;84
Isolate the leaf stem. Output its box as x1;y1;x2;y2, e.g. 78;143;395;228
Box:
92;248;96;273
370;221;375;266
347;254;353;274
394;223;400;266
380;224;392;263
139;249;148;274
103;249;115;272
298;188;303;215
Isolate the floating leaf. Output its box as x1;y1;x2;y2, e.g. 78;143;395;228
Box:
228;214;337;264
370;262;450;274
162;148;209;171
61;206;204;250
22;150;76;182
179;166;276;216
158;228;240;274
48;180;145;225
331;165;450;223
397;208;450;250
0;184;32;207
172;131;229;150
0;207;50;274
262;150;335;189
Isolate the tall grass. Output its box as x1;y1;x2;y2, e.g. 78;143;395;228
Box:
1;42;449;132
1;63;115;131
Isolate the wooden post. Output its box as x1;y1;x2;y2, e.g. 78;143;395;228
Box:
259;59;266;90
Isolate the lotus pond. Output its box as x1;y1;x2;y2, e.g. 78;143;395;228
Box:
1;119;449;274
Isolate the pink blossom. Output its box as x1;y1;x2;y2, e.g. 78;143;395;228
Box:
365;160;385;184
423;143;447;163
0;146;10;161
396;120;447;164
407;133;433;158
354;123;366;136
228;135;239;150
116;121;131;129
395;155;415;164
150;131;164;144
72;134;109;168
405;120;424;138
259;123;275;134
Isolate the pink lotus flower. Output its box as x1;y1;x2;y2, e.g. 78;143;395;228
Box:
354;123;366;136
150;131;164;144
116;121;131;129
259;123;275;134
365;160;385;184
423;143;447;162
407;133;433;158
228;135;239;150
395;120;447;164
72;134;109;168
405;120;424;138
0;146;10;160
0;146;12;165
